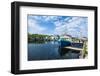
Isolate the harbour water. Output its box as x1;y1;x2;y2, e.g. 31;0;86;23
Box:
28;41;80;61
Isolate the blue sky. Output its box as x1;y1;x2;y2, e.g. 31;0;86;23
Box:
28;15;88;38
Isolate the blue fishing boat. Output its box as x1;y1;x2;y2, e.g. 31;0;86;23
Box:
58;39;71;48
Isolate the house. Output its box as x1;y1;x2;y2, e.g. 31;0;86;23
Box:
60;34;72;41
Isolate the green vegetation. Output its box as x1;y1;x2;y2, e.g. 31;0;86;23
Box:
83;41;88;58
28;33;52;43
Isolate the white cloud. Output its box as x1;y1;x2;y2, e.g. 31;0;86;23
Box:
54;21;63;27
28;15;87;37
54;17;88;37
28;19;46;34
42;16;58;21
28;15;58;22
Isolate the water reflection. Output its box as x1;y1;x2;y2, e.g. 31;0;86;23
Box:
59;48;80;59
28;41;80;61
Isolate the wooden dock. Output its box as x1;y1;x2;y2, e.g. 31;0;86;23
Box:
64;46;83;51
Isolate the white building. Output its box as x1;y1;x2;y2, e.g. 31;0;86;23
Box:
60;34;72;41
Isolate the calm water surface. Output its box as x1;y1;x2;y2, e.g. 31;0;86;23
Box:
28;41;80;61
